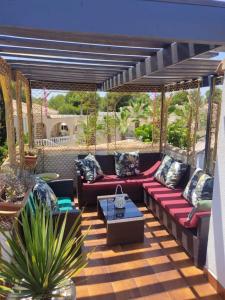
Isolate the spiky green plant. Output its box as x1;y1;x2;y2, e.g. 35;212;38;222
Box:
0;202;89;299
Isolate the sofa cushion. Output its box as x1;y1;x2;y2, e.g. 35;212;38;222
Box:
154;155;174;185
143;180;162;191
183;169;214;205
75;154;104;183
160;199;191;210
164;160;188;188
115;151;140;177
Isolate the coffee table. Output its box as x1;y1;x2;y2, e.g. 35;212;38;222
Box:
97;194;144;246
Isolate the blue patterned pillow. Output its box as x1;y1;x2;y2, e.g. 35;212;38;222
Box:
154;155;174;185
115;152;140;178
164;161;187;188
75;154;103;183
183;169;214;205
33;179;57;208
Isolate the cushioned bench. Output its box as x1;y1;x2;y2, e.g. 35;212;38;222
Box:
143;178;211;267
76;152;161;207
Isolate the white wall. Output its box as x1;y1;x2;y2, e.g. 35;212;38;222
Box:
206;74;225;287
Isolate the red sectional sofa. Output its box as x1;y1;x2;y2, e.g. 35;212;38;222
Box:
75;152;162;207
75;152;211;267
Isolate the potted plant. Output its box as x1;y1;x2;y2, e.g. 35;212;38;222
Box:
0;201;89;299
0;168;26;210
24;149;37;169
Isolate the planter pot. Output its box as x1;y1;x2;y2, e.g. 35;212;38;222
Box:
24;155;37;170
7;280;76;300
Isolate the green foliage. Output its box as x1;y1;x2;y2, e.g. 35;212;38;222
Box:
205;87;222;103
23;133;29;144
0;143;8;165
117;107;130;140
167;120;188;149
0;201;89;298
135;124;153;143
126;97;152;128
97;115;117;143
48;94;66;110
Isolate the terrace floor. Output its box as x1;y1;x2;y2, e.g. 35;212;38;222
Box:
76;205;221;300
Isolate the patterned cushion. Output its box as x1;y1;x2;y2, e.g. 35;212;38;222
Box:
164;161;187;188
75;154;103;183
115;152;140;178
154;155;174;185
183;169;214;205
33;179;57;208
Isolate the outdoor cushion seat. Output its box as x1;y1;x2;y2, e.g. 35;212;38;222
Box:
160;198;190;210
179;211;211;228
154;191;183;202
143;180;162;191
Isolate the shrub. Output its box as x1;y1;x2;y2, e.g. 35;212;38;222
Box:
167;120;188;149
0;144;7;165
135;124;153;142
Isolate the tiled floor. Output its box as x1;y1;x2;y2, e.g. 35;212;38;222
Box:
76;206;221;300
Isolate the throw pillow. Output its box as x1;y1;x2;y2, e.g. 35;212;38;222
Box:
187;199;212;221
75;154;103;183
33;179;57;208
115;152;140;178
182;168;203;202
154;155;174;185
183;169;214;205
164;160;188;188
85;154;103;176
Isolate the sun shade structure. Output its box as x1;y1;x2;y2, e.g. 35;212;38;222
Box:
1;1;225;297
0;0;225;91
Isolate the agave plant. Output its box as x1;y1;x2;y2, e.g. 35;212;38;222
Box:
0;202;89;299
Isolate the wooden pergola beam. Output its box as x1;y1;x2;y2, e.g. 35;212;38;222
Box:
104;42;215;91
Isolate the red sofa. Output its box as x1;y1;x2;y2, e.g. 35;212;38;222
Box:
75;152;211;267
75;152;161;208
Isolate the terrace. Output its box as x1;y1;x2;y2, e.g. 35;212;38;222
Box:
0;0;225;299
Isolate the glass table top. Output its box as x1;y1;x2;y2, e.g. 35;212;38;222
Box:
99;197;143;221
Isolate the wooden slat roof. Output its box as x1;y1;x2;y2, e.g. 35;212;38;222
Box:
0;0;224;91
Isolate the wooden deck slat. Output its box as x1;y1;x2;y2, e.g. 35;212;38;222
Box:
75;206;222;300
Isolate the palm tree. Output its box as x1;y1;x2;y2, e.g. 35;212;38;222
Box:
117;107;131;140
126;97;151;128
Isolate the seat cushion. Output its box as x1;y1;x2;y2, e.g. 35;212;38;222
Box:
57;197;73;212
160;198;191;211
143;180;162;191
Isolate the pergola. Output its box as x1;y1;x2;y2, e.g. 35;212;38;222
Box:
1;0;225;292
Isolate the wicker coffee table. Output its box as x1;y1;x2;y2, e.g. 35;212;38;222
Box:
97;194;144;246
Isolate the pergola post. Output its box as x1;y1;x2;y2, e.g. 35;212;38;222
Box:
159;86;165;153
24;79;34;149
204;75;214;173
206;68;225;291
15;71;25;169
0;58;16;167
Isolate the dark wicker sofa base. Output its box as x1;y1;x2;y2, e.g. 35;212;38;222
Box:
144;190;210;268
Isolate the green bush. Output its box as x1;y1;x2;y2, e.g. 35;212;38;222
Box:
0;144;8;165
135;124;153;143
167;120;188;149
